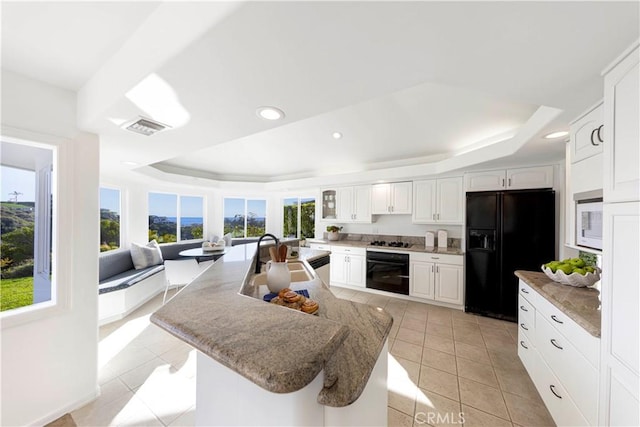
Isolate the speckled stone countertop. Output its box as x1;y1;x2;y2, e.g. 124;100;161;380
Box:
515;270;601;337
310;239;464;255
151;244;393;407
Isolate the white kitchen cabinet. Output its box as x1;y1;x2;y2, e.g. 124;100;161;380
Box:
413;177;463;224
410;253;463;307
517;280;601;426
603;44;640;203
599;201;640;427
335;186;372;223
320;189;338;220
570;102;604;163
465;166;553;192
330;246;366;288
371;182;412;214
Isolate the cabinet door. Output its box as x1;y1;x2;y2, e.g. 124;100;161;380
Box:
371;184;390;214
353;185;372;223
571;103;604;163
437;177;463;224
604;47;639;203
465;170;506;191
346;254;366;287
434;264;463;305
321;189;338;220
329;253;347;286
412;180;437;223
336;187;354;221
391;182;413;214
506;165;554;190
410;262;434;299
600;201;640;426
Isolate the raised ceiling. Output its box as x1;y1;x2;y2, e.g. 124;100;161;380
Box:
2;2;639;186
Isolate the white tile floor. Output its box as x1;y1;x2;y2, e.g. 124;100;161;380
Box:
69;288;554;426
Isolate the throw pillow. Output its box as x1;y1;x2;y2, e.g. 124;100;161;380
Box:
130;240;164;270
223;233;232;247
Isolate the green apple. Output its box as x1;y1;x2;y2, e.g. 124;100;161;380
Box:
569;258;585;268
585;266;595;273
572;268;586;275
557;264;573;275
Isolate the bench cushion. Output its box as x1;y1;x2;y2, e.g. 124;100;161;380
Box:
99;250;135;282
99;264;165;294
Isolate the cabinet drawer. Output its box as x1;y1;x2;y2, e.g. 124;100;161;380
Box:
535;295;600;368
518;330;536;376
536;312;598;425
518;280;538;306
518;294;535;338
330;245;366;256
309;243;331;251
410;252;462;265
536;357;591;426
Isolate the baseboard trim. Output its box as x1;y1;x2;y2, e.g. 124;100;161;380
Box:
29;387;99;427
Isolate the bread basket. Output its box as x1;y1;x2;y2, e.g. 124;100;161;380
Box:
541;265;601;288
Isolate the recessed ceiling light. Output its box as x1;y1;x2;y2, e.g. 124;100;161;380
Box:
544;130;569;139
332;132;343;139
122;161;139;166
256;106;285;121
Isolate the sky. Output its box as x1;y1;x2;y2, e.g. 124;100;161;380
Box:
224;198;266;218
1;166;35;202
148;193;204;218
100;188;120;212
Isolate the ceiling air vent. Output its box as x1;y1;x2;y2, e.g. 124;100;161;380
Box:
123;117;170;136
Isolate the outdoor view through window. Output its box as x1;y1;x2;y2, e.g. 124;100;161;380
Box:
148;193;204;242
1;142;54;312
223;198;266;238
100;188;120;252
283;197;315;238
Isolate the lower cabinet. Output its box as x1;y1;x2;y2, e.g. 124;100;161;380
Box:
517;280;600;426
330;246;366;288
410;253;463;306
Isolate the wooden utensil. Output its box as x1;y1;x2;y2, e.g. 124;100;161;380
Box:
278;244;288;262
269;246;277;262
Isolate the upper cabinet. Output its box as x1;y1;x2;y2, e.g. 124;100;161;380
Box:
413;177;463;224
603;44;640;204
465;166;554;192
371;182;412;215
321;189;337;220
335;185;372;223
571;102;604;163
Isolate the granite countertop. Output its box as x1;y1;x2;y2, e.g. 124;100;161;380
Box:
310;239;464;255
515;270;601;337
150;245;393;407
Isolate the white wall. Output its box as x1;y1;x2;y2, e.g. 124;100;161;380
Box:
1;70;100;426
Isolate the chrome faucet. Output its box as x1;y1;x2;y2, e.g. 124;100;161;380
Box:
254;233;279;273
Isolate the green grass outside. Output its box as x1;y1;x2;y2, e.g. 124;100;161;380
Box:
0;276;34;311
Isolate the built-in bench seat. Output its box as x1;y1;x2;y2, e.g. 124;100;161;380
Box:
98;240;213;325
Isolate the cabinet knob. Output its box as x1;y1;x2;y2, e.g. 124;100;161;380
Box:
520;323;529;331
519;340;528;350
521;288;529;294
597;125;604;143
520;305;528;312
551;314;563;324
508;178;512;187
501;178;505;187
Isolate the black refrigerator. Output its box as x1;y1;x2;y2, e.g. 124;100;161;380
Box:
465;189;555;322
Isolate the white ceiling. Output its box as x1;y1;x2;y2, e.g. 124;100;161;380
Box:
2;1;639;186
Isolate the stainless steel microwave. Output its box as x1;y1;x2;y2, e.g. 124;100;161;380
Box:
576;199;603;250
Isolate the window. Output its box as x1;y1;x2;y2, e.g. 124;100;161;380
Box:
1;142;54;312
99;188;120;252
223;198;266;238
149;193;204;243
283;197;315;238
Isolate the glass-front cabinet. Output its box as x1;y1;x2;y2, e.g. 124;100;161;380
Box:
321;189;337;220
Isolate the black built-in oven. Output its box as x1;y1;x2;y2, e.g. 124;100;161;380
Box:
366;250;410;295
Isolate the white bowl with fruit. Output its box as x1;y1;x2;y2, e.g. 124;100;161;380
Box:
541;258;601;287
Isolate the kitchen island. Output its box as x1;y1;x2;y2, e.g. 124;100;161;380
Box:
151;242;393;426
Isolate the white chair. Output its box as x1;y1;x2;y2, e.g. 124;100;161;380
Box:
163;259;201;304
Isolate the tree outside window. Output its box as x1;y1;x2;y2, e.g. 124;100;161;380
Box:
224;198;266;238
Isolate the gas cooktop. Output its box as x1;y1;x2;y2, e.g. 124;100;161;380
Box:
369;241;411;248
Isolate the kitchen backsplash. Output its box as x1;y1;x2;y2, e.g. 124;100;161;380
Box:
324;214;463;238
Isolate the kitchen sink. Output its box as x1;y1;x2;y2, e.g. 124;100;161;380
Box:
251;261;314;287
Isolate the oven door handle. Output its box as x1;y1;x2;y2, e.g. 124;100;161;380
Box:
367;260;408;267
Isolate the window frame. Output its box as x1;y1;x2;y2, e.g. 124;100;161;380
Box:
282;195;316;239
223;197;267;239
147;191;205;243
